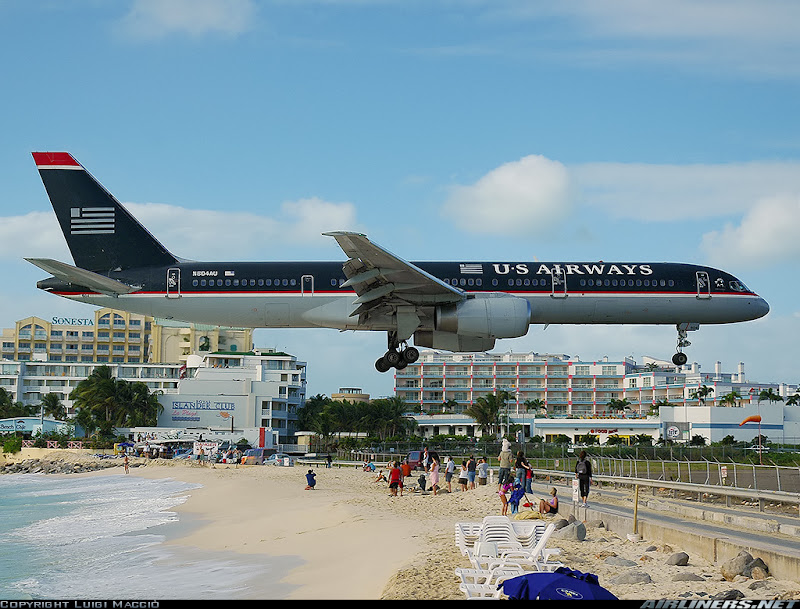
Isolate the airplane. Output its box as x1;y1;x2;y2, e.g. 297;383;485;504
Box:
27;152;770;373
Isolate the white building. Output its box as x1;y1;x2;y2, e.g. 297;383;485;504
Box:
403;351;800;445
157;349;307;445
0;359;182;416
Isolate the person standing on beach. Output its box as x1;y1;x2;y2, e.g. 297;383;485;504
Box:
498;480;512;516
458;461;469;492
477;458;489;486
515;451;531;489
498;439;513;488
123;453;129;474
467;455;477;490
445;456;456;493
575;450;593;507
429;452;440;495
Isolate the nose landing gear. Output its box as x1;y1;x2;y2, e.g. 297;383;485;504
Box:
672;323;698;366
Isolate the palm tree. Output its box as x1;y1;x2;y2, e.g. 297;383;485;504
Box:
40;392;66;420
786;394;800;407
465;392;507;437
523;398;545;415
758;388;784;407
690;385;714;405
442;399;459;414
719;390;742;408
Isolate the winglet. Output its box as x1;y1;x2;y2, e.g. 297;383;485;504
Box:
32;152;81;169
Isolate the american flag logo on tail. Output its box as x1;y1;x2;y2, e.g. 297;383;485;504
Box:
70;207;115;235
459;263;483;275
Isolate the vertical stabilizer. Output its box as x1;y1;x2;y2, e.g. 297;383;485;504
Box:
32;152;179;272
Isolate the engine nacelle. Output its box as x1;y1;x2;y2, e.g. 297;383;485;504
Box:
435;293;531;339
414;330;496;352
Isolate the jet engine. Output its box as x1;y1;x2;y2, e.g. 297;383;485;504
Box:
434;293;531;339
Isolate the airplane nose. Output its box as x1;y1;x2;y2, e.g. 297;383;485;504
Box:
754;296;770;319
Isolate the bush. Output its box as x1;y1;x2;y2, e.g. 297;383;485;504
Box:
3;435;22;454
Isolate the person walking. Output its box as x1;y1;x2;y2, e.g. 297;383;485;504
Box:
575;450;593;507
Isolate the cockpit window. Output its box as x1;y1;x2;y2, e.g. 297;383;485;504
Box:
729;280;749;292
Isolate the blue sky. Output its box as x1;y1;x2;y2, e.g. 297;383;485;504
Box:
1;0;799;398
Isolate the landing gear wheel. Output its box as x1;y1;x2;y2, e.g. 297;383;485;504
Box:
394;360;408;370
385;350;402;366
375;357;392;373
672;352;688;366
402;346;420;364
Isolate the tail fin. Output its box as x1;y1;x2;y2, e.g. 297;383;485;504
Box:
32;152;179;272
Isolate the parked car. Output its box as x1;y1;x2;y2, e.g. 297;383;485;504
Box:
241;448;274;465
406;451;423;470
265;453;294;466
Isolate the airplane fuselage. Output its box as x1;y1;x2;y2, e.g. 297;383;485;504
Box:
37;259;769;330
28;151;770;371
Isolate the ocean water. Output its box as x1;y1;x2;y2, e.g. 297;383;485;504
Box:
0;473;300;600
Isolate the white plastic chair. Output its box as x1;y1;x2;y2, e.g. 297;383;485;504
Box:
472;523;563;572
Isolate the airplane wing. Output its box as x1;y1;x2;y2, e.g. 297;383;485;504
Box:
25;258;140;296
324;232;464;322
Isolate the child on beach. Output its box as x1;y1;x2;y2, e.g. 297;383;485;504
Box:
388;461;403;497
498;480;513;515
305;469;316;490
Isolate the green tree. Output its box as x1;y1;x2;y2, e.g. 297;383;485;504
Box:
690;385;714;405
40;392;67;420
786;394;800;407
465;391;508;437
523;398;546;415
758;388;784;407
69;365;162;436
719;390;742;407
0;387;37;418
690;434;707;446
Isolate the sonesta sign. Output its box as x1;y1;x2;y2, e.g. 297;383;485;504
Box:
51;317;94;326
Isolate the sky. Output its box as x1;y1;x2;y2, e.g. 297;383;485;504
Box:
1;0;799;399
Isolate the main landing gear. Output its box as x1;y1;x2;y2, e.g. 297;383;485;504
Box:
672;323;698;366
375;333;420;373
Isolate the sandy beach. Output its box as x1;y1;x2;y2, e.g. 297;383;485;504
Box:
101;457;800;601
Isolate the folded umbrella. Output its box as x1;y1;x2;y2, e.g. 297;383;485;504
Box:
500;567;618;600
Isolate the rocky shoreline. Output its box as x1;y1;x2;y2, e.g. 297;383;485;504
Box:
1;455;137;475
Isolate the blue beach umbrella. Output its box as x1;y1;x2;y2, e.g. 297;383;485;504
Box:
500;567;618;600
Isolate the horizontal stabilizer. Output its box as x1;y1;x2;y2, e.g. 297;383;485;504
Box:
25;258;140;296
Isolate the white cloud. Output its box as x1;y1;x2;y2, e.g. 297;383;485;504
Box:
0;211;70;261
0;199;361;264
572;161;800;222
490;0;800;77
118;0;257;39
127;198;360;259
700;193;800;268
442;155;572;236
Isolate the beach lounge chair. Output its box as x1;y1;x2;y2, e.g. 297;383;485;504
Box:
455;566;525;587
459;583;505;599
471;523;563;573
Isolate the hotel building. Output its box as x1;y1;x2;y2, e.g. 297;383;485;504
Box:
400;351;799;445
